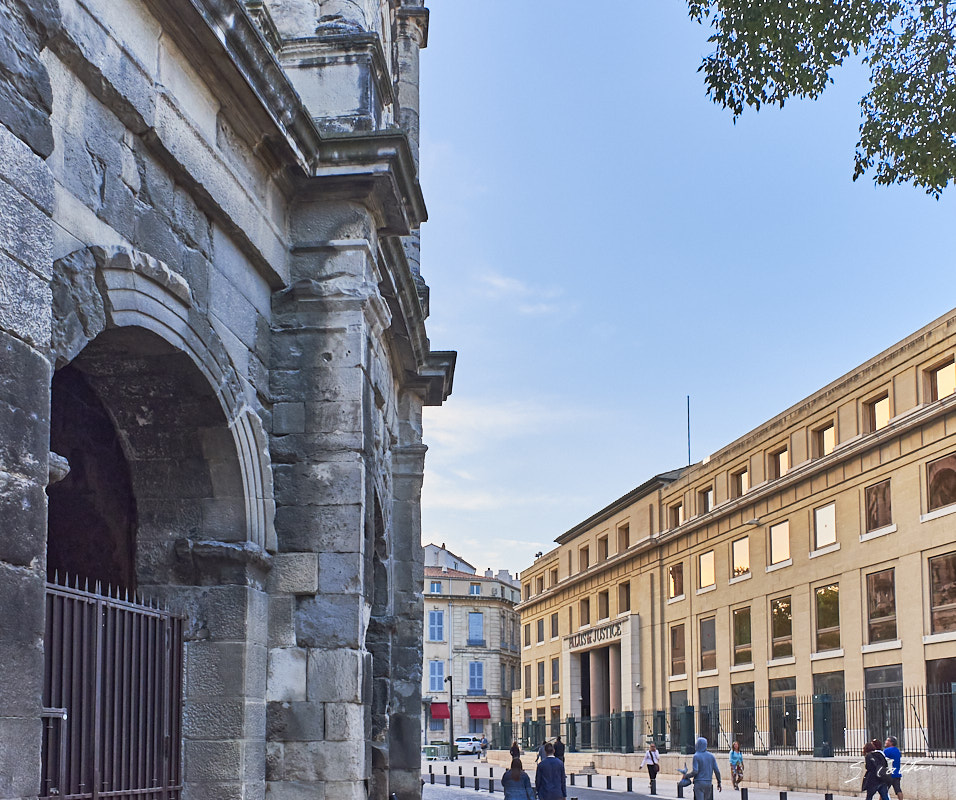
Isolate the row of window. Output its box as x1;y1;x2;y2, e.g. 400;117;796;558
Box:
671;360;956;528
521;657;561;699
669;551;956;677
427;659;491;694
525;582;633;646
524;525;633;600
669;450;956;598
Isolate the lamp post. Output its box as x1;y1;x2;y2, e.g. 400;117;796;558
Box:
445;674;455;760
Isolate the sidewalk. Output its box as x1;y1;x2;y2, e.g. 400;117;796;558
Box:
422;758;861;800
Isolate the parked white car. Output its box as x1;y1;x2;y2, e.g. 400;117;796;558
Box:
454;736;482;755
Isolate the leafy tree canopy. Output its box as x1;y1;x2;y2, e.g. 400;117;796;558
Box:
688;1;956;196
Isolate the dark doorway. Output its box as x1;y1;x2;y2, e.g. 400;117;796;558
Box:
48;364;136;590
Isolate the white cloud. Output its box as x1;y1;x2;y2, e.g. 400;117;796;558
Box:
474;270;564;314
423;397;580;456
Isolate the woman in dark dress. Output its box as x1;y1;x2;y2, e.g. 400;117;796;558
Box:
510;740;521;759
861;742;890;800
501;757;534;800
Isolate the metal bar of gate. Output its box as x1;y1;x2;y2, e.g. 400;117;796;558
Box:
42;581;183;800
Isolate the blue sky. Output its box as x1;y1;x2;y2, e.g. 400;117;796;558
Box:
416;2;956;576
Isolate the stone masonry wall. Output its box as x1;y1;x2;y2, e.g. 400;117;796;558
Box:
0;2;59;797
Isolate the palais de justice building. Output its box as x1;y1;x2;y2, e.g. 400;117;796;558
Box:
514;308;956;768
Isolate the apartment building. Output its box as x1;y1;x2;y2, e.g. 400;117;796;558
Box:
514;308;956;759
423;545;522;745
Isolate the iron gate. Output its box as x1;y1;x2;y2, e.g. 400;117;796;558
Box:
41;579;183;799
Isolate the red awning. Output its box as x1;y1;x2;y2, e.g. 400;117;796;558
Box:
467;702;491;719
430;702;450;719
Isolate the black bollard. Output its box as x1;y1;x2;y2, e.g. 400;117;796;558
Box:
627;776;633;792
488;777;495;794
475;777;480;791
459;766;463;776
825;795;834;800
650;777;657;795
445;774;450;786
429;764;433;774
587;774;592;788
607;775;612;789
741;789;748;800
460;775;465;788
430;773;435;784
780;793;788;800
474;767;478;776
570;773;575;785
489;768;493;778
677;782;684;798
444;765;448;775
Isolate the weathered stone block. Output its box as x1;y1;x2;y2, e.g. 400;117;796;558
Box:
266;780;326;800
268;594;296;648
317;551;362;594
183;698;246;740
274;503;363;554
266;700;325;741
273;402;305;434
0;172;53;279
183;738;243;781
0;470;48;567
323;701;364;742
280;740;365;783
185;640;249;698
296;594;363;649
0;119;54;211
0;562;44;716
306;647;363;703
268;552;318;595
266;647;306;702
274;458;365;508
0;716;43;797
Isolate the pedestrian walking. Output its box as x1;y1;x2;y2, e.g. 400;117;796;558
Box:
535;740;547;764
501;757;535;800
510;740;521;759
882;737;903;799
554;734;565;762
641;741;660;788
729;741;744;790
861;742;891;800
683;736;722;800
480;735;489;760
535;742;567;800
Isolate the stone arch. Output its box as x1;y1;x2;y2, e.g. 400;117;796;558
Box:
51;244;275;552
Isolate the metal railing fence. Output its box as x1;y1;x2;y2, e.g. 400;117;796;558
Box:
500;686;956;758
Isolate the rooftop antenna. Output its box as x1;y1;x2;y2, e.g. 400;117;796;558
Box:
687;395;691;466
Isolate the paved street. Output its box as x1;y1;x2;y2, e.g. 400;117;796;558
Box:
421;759;861;800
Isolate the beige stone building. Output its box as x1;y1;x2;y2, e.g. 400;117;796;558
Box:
514;308;956;767
422;544;521;748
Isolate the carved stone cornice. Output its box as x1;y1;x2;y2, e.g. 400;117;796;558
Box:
296;130;427;235
397;5;429;48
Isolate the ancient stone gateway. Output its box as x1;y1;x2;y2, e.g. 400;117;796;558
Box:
0;1;454;799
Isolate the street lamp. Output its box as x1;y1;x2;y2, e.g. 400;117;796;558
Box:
445;674;455;760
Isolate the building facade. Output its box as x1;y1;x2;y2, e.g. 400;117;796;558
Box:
0;1;453;799
422;545;521;747
515;309;956;761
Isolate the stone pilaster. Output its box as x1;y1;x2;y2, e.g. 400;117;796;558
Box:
389;434;428;800
0;2;59;797
268;200;386;800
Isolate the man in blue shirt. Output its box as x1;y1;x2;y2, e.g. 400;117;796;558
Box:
685;737;722;800
883;736;903;798
534;741;567;800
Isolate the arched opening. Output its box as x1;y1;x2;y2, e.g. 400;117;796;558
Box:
48;325;246;588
